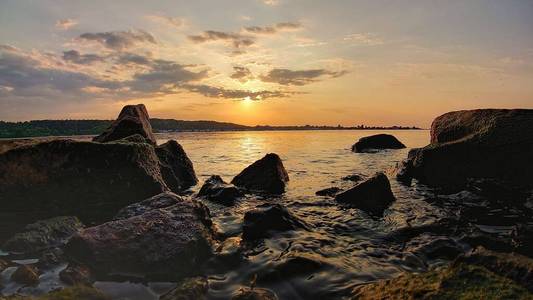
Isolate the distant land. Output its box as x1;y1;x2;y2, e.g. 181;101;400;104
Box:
0;119;421;139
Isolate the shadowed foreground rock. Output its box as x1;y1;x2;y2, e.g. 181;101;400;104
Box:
397;109;533;191
160;277;209;300
114;192;182;220
65;194;215;280
93;104;156;145
0;140;167;224
2;216;83;254
232;153;289;194
242;204;308;240
156;140;198;192
352;134;406;153
232;288;278;300
198;175;244;205
335;172;395;216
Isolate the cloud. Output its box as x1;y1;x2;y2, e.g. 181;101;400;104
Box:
116;52;153;66
145;15;186;28
55;19;78;30
260;68;348;85
243;22;302;35
343;33;383;46
181;84;286;100
188;31;255;49
78;30;157;50
63;50;106;65
230;66;253;82
263;0;279;6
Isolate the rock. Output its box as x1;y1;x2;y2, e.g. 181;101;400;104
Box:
352;263;533;299
3;216;83;254
38;248;64;268
351;134;406;153
242;204;308;241
23;285;110;300
0;139;167;224
335;173;395;216
114;192;182;220
156;140;198;192
404;234;464;261
315;187;342;197
400;109;533;191
0;258;11;272
232;288;278;300
114;133;151;144
11;265;39;285
198;175;244;205
93;104;156;145
341;174;364;182
160;277;209;300
216;237;243;258
231;153;289;194
59;263;92;286
258;255;324;283
65;195;215;280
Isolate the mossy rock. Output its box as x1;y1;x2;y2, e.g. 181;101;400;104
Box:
352;263;533;300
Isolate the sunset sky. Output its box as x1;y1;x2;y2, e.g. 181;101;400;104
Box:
1;0;532;127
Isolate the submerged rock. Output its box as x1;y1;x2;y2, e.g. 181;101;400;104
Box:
0;139;167;224
341;174;364;182
232;153;289;194
93;104;156;145
114;191;182;220
160;276;209;300
398;109;533;192
315;187;342;197
351;134;406;153
0;258;11;272
242;204;308;240
8;285;111;300
232;288;278;300
156;140;198;192
65;195;215;280
59;263;92;286
11;265;39;285
258;255;324;283
335;172;395;216
198;175;244;205
2;216;83;254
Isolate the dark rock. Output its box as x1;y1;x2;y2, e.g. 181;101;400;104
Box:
231;153;289;194
401;109;533;192
0;139;167;224
11;265;39;285
114;192;182;220
160;277;209;300
198;175;244;206
38;248;64;268
93;104;156;145
341;174;364;182
315;187;342;197
59;263;92;286
242;204;308;240
114;134;151;144
65;195;215;280
351;134;406;153
335;172;395;216
156;140;198;192
3;216;83;254
232;288;278;300
258;255;324;283
404;234;464;261
0;258;11;272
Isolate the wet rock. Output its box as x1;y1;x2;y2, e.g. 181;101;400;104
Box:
156;140;198;192
231;153;289;194
114;192;182;220
352;263;533;299
404;234;464;261
242;204;308;240
341;174;364;182
38;248;64;268
315;187;342;197
11;265;39;285
3;216;83;254
93;104;156;145
22;285;110;300
160;276;209;300
0;258;11;272
65;195;215;280
114;133;151;144
258;255;324;283
401;109;533;192
198;175;244;205
351;134;406;153
232;287;278;300
0;139;167;224
59;263;92;286
467;178;530;205
216;237;243;258
335;172;395;216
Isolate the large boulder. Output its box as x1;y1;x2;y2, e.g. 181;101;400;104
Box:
156;140;198;192
335;172;395;216
198;175;244;206
351;134;406;153
2;216;83;254
231;153;289;194
242;204;308;241
65;194;215;280
0;140;167;225
398;109;533;191
93;104;156;145
114;191;182;220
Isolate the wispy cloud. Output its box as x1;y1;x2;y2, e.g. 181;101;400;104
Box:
230;66;254;82
243;22;302;35
63;50;105;65
188;31;255;49
263;0;279;6
55;19;78;30
260;68;348;86
78;30;157;51
343;33;383;46
145;15;186;28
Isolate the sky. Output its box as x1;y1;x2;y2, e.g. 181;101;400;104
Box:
0;0;532;127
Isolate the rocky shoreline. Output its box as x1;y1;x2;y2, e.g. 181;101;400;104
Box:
1;105;532;299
